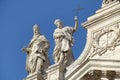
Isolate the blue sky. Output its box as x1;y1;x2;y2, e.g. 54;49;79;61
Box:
0;0;102;80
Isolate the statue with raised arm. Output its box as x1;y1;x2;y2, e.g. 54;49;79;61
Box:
22;24;50;74
53;16;78;67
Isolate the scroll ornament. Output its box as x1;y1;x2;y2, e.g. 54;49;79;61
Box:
91;24;120;57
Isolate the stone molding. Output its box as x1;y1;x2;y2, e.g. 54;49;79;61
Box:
65;58;120;80
65;1;120;80
102;0;120;7
23;1;120;80
24;72;44;80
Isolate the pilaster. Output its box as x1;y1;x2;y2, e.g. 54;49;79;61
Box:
46;63;65;80
24;72;44;80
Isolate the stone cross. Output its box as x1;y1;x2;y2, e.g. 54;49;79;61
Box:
73;6;82;16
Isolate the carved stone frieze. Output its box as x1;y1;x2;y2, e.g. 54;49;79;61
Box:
81;70;102;80
91;23;120;57
106;71;116;80
89;70;102;80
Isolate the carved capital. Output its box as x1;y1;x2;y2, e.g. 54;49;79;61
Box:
107;71;116;80
89;70;102;80
81;70;102;80
101;71;116;80
24;72;44;80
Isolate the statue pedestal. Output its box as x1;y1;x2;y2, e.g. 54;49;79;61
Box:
46;63;65;80
24;72;44;80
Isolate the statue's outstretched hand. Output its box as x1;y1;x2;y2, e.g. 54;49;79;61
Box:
74;16;78;21
73;16;78;32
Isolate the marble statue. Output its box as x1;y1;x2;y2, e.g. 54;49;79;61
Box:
53;16;78;67
22;24;50;74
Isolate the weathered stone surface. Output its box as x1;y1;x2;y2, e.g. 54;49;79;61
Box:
23;0;120;80
46;63;65;80
65;0;120;80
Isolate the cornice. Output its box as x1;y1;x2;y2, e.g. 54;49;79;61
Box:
82;3;120;29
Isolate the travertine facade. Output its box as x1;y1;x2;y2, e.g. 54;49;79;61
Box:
65;0;120;80
23;0;120;80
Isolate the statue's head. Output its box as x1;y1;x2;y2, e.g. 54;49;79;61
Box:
54;19;63;28
33;24;40;35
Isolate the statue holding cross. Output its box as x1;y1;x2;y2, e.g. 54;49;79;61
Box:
52;6;81;67
53;15;79;67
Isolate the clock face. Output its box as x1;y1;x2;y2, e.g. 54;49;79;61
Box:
98;30;115;47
